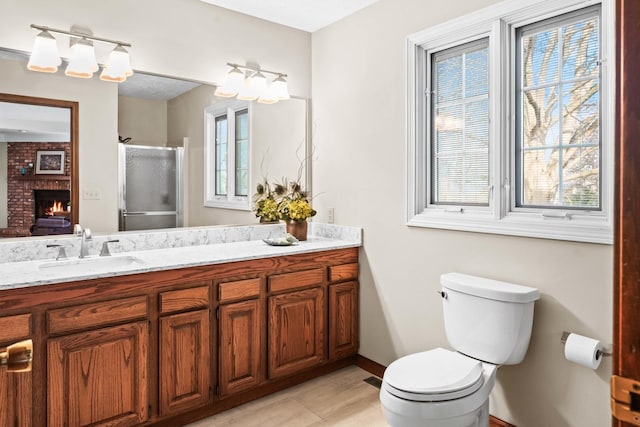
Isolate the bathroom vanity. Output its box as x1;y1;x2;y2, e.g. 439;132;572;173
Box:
0;224;361;426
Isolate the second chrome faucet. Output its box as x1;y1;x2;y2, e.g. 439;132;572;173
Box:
74;224;92;259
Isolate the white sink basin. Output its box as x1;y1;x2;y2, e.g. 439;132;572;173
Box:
39;255;142;274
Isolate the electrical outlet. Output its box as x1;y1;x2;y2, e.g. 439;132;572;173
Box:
82;188;102;200
328;207;335;224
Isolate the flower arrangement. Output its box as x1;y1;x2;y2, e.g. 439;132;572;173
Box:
253;180;280;222
252;177;316;223
275;178;316;223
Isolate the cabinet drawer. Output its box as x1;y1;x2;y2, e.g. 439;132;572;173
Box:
48;296;148;334
329;263;358;282
0;313;31;343
219;278;261;303
160;286;209;313
269;268;324;293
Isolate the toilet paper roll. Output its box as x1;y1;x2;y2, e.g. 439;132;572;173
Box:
564;333;603;369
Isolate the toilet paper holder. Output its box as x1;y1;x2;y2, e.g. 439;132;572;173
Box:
561;331;612;359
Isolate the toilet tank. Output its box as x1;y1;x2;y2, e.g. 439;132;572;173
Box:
440;273;540;365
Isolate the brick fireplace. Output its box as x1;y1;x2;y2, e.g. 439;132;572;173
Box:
2;141;72;237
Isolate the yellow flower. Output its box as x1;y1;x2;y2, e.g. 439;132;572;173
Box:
279;198;316;222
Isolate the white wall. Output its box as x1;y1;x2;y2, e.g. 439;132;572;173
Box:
118;96;168;147
311;1;613;426
0;0;311;233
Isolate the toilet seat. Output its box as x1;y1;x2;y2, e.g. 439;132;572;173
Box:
382;348;484;402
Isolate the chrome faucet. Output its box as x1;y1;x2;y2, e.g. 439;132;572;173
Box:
74;224;92;258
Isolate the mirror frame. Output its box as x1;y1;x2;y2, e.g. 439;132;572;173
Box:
0;92;79;229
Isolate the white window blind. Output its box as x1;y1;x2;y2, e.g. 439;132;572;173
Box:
234;109;249;197
215;115;228;196
431;39;490;206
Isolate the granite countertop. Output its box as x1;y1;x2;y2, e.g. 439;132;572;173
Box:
0;223;362;291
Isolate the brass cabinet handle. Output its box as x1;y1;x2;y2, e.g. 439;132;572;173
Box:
0;339;33;372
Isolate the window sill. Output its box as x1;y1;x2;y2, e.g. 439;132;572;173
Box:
407;211;612;244
204;198;250;211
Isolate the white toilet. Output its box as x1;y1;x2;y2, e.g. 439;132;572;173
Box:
380;272;540;427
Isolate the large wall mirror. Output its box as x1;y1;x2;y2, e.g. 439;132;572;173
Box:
0;48;309;238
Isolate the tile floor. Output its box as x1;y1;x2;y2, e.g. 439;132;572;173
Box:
186;366;387;427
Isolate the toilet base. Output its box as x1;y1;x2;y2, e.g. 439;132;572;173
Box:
381;395;489;427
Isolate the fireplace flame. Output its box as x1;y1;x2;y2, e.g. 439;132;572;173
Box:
46;200;65;216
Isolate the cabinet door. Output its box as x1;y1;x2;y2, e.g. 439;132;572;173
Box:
268;287;324;379
47;322;148;427
329;281;359;360
0;369;31;427
0;314;32;427
159;309;211;416
219;299;261;396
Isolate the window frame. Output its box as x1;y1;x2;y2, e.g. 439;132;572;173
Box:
204;100;252;210
406;0;614;244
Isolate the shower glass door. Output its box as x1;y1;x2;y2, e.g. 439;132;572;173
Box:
119;144;183;231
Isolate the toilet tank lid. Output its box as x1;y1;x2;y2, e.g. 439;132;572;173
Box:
441;273;540;303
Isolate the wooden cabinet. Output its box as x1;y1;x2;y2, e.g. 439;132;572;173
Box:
0;247;359;427
47;321;149;427
329;281;359;360
159;285;211;416
0;314;32;427
268;287;324;379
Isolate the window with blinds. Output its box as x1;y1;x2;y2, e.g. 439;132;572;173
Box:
431;39;489;206
204;100;251;210
516;7;601;210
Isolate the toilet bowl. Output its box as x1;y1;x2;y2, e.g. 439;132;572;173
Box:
380;348;496;427
379;273;540;427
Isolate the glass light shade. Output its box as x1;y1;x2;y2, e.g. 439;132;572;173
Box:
65;39;99;78
100;45;133;82
249;71;267;93
257;83;279;104
214;67;244;97
271;75;290;100
214;85;237;97
237;78;259;101
27;30;61;73
226;67;244;93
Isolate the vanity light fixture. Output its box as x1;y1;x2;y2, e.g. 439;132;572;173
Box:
215;63;290;104
27;24;133;82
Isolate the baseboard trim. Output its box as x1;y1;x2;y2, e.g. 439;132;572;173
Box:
355;354;516;427
354;354;386;378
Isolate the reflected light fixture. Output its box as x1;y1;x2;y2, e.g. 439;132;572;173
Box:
215;63;290;104
27;24;133;83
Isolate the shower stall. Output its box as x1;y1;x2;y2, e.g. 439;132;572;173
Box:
118;144;183;231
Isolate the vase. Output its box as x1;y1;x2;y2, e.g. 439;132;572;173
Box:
286;219;308;241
